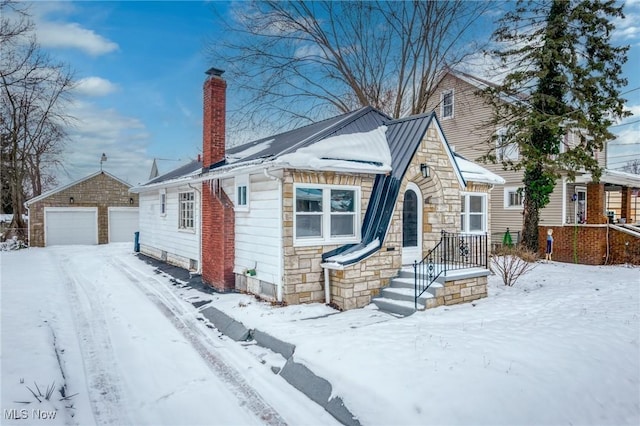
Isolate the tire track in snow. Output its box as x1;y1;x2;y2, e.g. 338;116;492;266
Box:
57;252;132;426
110;257;288;426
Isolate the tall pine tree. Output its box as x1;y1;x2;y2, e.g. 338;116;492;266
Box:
482;0;630;251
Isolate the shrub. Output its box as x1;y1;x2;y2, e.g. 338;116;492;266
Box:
491;245;538;287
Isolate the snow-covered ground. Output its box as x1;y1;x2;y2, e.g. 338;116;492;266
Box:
1;244;639;425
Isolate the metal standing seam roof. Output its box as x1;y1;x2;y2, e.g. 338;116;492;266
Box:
219;106;390;169
324;112;457;266
141;160;203;186
133;106;466;267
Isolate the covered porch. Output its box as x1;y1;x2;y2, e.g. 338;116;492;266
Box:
538;170;640;265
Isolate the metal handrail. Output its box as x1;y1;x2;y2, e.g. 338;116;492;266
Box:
414;231;487;309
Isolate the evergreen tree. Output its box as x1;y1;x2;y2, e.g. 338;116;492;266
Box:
482;0;630;251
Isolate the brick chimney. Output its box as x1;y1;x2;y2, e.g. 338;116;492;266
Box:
203;67;226;168
201;67;235;292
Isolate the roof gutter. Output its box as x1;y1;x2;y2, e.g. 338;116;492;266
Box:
131;158;390;194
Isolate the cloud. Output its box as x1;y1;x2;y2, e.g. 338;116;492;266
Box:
36;21;118;56
56;101;152;186
624;104;640;117
73;77;119;97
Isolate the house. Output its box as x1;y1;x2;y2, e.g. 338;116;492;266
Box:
428;69;640;264
133;159;203;271
132;68;506;313
25;171;139;247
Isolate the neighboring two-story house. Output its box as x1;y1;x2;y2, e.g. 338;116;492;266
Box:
429;69;640;264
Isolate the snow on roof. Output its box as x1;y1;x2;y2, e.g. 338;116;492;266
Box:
227;139;274;163
323;238;381;267
275;126;391;173
455;155;506;185
575;169;640;188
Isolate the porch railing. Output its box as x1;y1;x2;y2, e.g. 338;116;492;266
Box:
414;231;488;309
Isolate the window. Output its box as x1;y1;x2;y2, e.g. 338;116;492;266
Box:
441;89;454;119
235;175;249;211
179;192;195;230
160;190;166;216
460;193;486;233
294;185;359;244
496;127;519;161
504;187;524;209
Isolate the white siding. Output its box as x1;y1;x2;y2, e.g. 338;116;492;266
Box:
223;172;282;286
138;185;200;270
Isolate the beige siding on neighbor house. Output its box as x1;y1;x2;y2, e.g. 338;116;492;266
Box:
428;72;605;235
539;178;565;226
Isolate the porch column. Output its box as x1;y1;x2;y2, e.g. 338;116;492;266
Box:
621;187;632;223
586;183;607;224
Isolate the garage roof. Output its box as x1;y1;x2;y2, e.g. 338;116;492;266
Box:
25;171;132;206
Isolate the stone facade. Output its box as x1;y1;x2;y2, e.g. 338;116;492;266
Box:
425;274;488;309
280;122;474;310
27;172;138;247
281;170;377;306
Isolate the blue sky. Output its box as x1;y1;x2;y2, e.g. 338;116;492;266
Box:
25;0;640;187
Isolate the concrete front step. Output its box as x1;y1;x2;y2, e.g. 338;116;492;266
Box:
371;297;421;317
388;277;444;298
380;286;432;304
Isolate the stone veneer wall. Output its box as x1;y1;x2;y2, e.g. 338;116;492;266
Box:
281;170;377;306
328;124;467;310
280;123;494;310
425;275;488;309
28;172;137;247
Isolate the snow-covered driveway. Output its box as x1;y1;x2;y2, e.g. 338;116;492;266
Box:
1;244;336;425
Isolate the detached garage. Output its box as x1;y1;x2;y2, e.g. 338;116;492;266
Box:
26;171;139;247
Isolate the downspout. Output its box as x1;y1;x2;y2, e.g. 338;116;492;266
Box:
320;263;343;305
188;182;202;275
324;267;330;304
263;168;283;303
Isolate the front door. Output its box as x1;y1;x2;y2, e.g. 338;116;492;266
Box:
402;184;422;265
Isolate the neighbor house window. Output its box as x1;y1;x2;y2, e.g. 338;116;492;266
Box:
504;187;524;209
235;175;249;211
179;191;195;230
461;193;486;233
160;190;166;216
496;127;519;161
441;89;454;119
294;185;359;244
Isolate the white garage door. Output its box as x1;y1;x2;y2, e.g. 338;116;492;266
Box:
108;207;139;243
45;208;98;246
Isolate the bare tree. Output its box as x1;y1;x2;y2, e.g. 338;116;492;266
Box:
0;0;74;238
621;159;640;175
209;0;491;138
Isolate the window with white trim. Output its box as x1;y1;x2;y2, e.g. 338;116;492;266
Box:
460;193;486;233
294;185;359;244
496;127;519;161
159;190;166;216
235;175;249;211
178;191;195;230
441;89;454;119
504;187;524;209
